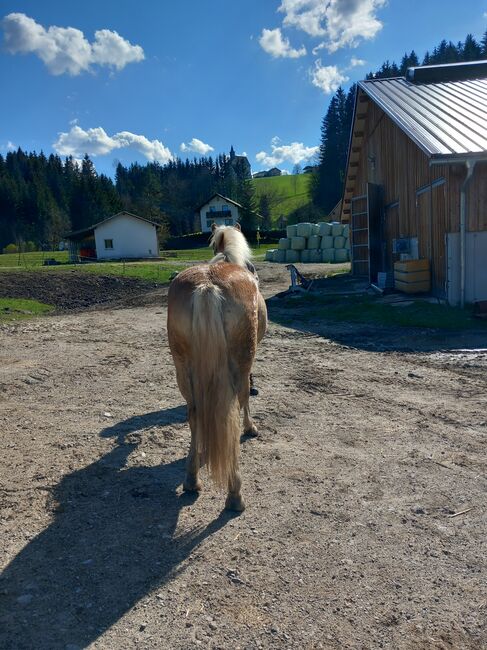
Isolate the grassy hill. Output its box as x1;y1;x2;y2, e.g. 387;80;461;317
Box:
252;174;312;224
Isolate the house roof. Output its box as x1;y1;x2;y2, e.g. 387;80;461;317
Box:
358;74;487;161
65;211;160;240
195;193;263;219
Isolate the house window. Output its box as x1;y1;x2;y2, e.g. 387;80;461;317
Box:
209;206;216;212
225;218;233;226
222;204;229;211
104;239;114;249
206;219;213;228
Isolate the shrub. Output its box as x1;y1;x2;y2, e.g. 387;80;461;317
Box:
3;243;18;254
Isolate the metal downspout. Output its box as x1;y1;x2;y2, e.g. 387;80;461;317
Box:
460;161;476;308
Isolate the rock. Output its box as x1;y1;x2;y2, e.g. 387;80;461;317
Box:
17;593;33;605
103;412;113;418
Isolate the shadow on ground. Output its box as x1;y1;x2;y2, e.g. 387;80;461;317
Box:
0;406;234;649
266;275;487;354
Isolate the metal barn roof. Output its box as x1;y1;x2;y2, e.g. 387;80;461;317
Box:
358;75;487;161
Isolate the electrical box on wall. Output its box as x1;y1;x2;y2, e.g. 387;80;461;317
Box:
392;238;410;254
393;237;419;259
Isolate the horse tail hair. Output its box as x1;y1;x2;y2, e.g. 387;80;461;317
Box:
190;283;240;488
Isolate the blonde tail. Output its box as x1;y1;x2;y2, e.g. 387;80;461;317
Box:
191;284;240;487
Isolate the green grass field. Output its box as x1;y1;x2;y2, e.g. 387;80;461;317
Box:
0;244;274;270
0;250;69;267
252;174;312;222
0;298;54;321
277;293;487;331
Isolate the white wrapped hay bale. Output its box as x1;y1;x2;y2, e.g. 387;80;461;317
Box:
310;249;322;263
300;249;311;263
342;224;350;238
265;249;276;261
334;248;348;263
322;249;335;263
321;235;333;249
291;236;306;250
345;238;350;250
286;225;297;238
318;222;332;236
274;249;286;263
296;222;313;238
278;237;291;250
311;223;320;236
334;235;346;249
331;223;343;237
307;235;321;250
286;249;300;263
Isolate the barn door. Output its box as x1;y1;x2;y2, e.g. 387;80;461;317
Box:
383;202;399;272
351;183;383;282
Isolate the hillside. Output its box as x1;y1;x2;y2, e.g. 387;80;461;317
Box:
252;174;312;223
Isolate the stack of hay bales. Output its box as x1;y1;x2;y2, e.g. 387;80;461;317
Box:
266;222;350;264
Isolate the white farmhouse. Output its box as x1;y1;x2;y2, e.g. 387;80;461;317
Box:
65;212;160;261
196;193;251;233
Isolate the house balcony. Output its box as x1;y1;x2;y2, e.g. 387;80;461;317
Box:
206;210;232;219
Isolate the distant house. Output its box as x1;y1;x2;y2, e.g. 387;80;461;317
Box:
65;211;160;262
196;193;262;233
342;60;487;305
253;167;282;179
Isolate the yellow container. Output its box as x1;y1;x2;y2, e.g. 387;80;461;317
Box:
394;259;431;293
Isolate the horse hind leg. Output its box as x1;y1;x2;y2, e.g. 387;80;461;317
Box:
183;405;203;493
225;469;245;512
173;359;202;493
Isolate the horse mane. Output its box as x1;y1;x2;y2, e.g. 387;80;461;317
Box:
209;226;252;268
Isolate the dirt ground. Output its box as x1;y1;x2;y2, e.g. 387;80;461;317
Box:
0;264;486;649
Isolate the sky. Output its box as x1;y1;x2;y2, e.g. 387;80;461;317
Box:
1;0;487;177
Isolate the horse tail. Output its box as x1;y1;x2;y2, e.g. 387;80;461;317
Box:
190;283;240;488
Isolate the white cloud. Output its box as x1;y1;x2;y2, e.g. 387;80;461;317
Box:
278;0;386;52
350;56;366;67
1;13;144;75
256;139;318;168
0;141;16;152
53;125;173;163
180;138;214;155
259;27;306;58
310;60;348;93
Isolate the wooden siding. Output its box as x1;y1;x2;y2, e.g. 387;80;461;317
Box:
345;93;487;296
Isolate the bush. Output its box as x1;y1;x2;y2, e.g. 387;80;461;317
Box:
3;244;18;254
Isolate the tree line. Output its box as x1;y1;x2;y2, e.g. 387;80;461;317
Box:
0;146;256;251
310;31;487;215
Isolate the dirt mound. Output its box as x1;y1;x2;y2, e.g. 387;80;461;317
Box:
0;270;165;311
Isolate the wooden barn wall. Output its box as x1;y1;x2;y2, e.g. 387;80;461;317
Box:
351;99;487;295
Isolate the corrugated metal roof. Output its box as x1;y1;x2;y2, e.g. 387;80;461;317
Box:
358;77;487;160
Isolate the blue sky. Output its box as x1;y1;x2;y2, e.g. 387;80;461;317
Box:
1;1;487;176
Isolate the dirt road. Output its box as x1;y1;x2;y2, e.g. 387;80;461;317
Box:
0;266;486;649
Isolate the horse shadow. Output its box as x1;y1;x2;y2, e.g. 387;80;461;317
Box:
0;406;234;649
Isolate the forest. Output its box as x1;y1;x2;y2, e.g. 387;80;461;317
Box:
1;32;486;251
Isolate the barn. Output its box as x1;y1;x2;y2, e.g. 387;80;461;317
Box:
65;211;160;262
341;60;487;306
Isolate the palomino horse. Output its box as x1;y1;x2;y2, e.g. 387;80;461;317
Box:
167;224;267;511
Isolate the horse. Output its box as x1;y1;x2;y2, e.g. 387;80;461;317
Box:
167;223;267;511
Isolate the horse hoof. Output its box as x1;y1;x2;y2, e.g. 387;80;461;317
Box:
183;477;202;492
225;495;246;512
244;426;259;438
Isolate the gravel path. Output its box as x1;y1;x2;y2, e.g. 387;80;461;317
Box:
0;265;486;649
